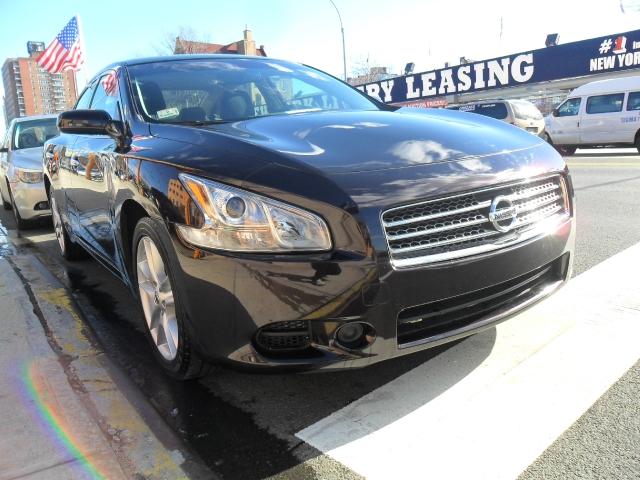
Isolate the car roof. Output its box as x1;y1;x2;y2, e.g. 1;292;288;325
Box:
570;75;640;97
13;114;58;122
103;54;292;70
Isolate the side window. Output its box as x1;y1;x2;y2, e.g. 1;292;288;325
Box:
586;93;624;114
556;98;581;117
627;91;640;111
90;72;121;120
75;84;95;110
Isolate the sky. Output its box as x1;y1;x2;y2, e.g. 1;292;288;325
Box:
1;0;639;132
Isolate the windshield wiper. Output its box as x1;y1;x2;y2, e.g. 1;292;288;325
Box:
167;119;231;126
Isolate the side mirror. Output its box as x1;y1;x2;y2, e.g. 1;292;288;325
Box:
552;108;559;117
58;109;128;148
58;109;112;135
0;147;7;153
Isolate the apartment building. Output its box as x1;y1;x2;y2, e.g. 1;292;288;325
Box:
2;41;77;124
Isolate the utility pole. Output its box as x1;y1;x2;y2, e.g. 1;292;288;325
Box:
329;0;347;82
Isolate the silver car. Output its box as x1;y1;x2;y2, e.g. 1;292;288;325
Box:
0;115;57;229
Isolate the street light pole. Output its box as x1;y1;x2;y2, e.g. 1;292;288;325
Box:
329;0;347;82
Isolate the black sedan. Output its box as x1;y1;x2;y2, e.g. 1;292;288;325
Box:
44;55;575;379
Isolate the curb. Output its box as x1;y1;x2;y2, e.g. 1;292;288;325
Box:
4;254;212;479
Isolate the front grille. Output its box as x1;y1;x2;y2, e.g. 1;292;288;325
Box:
382;175;570;268
397;255;566;347
255;320;311;354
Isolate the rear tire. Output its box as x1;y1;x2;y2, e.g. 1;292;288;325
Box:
636;134;640;154
132;217;212;380
49;187;86;260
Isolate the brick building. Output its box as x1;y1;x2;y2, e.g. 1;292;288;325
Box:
2;41;78;124
174;28;267;57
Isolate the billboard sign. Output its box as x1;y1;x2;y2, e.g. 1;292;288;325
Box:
356;29;640;104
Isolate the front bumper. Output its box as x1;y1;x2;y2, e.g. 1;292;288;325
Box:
9;179;50;220
169;213;575;371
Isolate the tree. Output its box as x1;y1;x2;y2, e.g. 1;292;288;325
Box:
348;55;393;86
154;27;212;55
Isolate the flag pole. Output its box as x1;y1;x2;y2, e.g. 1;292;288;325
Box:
75;14;87;89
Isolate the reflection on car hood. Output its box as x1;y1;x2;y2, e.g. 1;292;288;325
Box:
193;108;547;174
9;147;43;170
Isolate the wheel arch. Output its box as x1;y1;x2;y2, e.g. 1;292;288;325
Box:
120;199;150;281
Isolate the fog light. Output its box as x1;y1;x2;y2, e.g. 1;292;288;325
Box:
335;322;365;349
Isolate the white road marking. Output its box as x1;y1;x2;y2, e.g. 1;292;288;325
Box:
297;242;640;480
575;148;637;155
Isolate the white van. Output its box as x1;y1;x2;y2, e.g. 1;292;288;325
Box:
448;99;545;135
544;76;640;155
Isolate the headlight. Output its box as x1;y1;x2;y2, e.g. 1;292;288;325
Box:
177;173;332;252
16;168;43;184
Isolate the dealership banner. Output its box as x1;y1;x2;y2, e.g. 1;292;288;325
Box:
356;29;640;103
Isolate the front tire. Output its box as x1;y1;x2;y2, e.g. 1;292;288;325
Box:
8;186;29;230
1;182;11;210
132;217;212;380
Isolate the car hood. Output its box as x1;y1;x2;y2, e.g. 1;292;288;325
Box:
147;108;564;211
9;147;43;170
150;108;547;175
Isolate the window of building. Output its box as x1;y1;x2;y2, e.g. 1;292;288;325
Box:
626;91;640;111
556;98;581;116
586;93;624;114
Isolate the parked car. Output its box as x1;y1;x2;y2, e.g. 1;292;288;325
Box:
44;55;575;379
448;99;545;135
0;114;57;229
544;76;640;155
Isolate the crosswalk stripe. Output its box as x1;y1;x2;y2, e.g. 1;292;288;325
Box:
297;242;640;480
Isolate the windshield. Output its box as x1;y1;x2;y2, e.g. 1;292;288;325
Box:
449;102;509;120
127;58;380;124
511;100;543;120
12;118;58;150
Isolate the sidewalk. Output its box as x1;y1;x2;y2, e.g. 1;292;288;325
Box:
0;255;194;480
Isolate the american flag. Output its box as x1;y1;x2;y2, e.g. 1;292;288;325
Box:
102;71;118;96
38;16;84;74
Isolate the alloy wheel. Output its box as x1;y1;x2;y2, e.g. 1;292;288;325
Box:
136;236;179;361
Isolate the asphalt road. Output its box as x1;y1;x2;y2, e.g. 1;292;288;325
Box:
520;148;640;480
1;147;639;480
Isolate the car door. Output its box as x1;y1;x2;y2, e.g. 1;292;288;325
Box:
70;72;121;262
579;92;626;144
52;81;96;233
620;91;640;144
548;97;581;144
